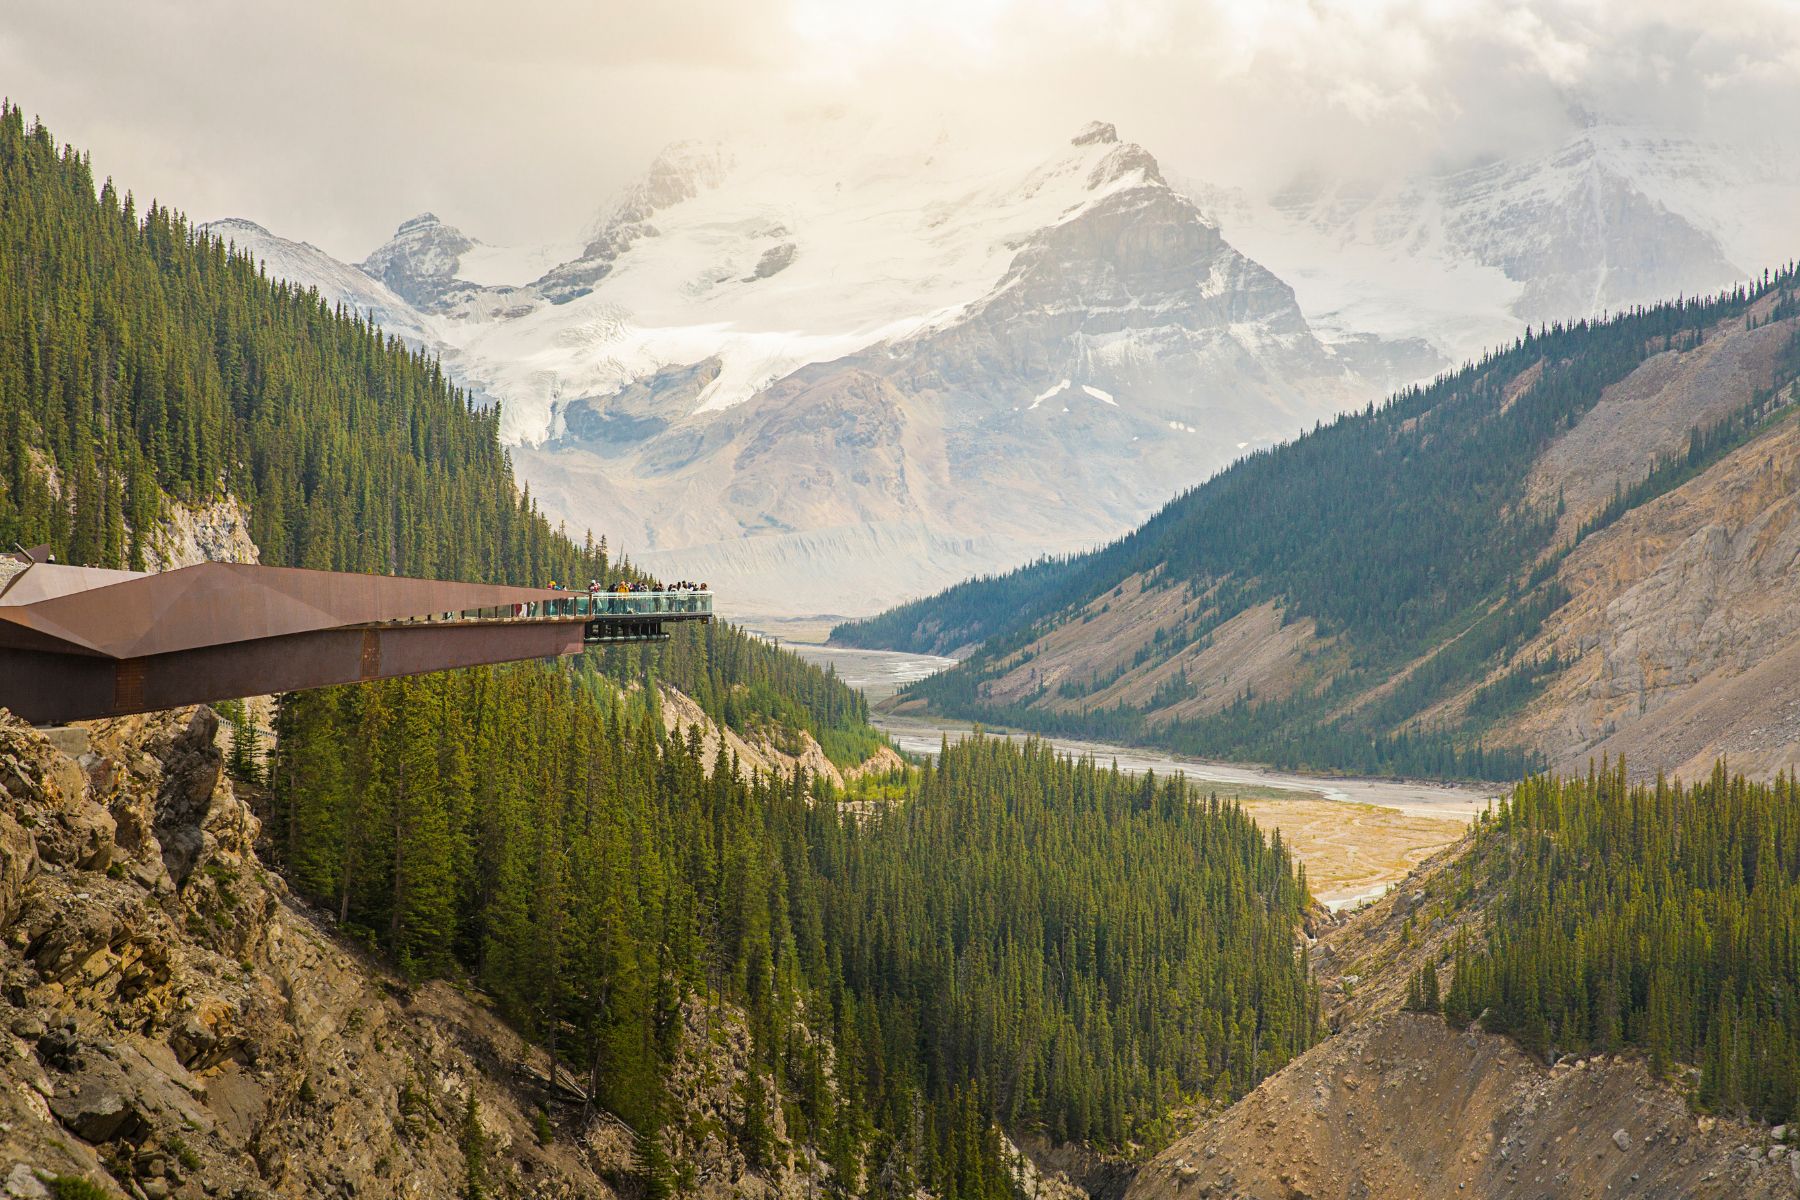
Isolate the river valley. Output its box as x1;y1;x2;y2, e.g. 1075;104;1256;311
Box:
783;640;1496;908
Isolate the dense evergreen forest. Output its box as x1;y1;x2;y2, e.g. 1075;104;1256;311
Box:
0;104;1324;1190
0;103;872;757
841;271;1800;778
271;670;1319;1191
1416;762;1800;1124
0;103;594;583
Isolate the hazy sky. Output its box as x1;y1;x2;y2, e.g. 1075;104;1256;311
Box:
4;0;1797;260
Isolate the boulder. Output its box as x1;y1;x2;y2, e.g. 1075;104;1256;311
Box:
50;1078;143;1144
2;1164;49;1199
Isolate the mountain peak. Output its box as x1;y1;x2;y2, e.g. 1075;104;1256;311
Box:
361;212;478;310
595;141;729;235
1072;120;1119;147
204;216;270;236
395;211;449;235
1088;142;1165;190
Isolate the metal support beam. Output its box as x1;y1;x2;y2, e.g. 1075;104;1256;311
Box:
2;620;587;724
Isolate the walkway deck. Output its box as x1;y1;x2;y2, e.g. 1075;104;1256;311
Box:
0;556;711;723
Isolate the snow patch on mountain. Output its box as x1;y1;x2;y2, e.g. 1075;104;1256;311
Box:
1198;123;1787;368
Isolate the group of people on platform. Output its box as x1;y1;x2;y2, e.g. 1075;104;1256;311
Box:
568;578;708;599
519;579;708;619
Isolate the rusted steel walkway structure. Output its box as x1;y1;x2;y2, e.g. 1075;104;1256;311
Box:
0;552;710;724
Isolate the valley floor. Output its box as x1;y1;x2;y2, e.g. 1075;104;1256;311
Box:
786;642;1486;907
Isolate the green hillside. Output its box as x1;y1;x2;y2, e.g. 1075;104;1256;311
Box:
275;676;1319;1185
840;275;1800;778
1422;762;1800;1124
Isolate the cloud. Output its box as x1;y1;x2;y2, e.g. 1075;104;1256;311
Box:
0;0;1794;258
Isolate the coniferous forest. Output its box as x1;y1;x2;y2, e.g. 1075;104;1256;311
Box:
0;102;871;758
272;674;1319;1189
0;103;1322;1191
0;103;594;583
1433;762;1800;1123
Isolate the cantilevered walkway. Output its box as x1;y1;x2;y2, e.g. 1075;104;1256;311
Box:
0;551;710;724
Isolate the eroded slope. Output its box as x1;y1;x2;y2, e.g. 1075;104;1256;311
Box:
1126;836;1797;1200
0;710;841;1200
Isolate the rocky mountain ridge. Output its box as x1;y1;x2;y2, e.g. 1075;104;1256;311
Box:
203;115;1796;618
1208;121;1790;367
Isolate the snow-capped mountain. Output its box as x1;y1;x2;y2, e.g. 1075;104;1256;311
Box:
356;212;582;312
206;114;1794;615
512;120;1402;612
211;116;1408;614
1204;123;1787;367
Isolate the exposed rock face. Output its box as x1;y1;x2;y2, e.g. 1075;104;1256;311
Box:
656;685;903;789
0;706;887;1199
140;496;261;572
0;710;618;1197
1504;410;1800;779
1125;848;1791;1200
1128;1014;1793;1200
537;141;731;305
1006;1131;1134;1200
1070;121;1118;147
1480;308;1800;779
744;242;796;281
359;212;479;311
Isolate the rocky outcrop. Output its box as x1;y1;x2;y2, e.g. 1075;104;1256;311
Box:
359;212;479;311
140;497;260;573
744;243;796;282
0;709;636;1198
656;685;902;790
1127;1013;1795;1200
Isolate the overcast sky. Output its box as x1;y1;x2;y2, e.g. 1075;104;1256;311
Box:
4;0;1797;261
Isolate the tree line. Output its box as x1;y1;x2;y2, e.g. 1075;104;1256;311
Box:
0;102;598;586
